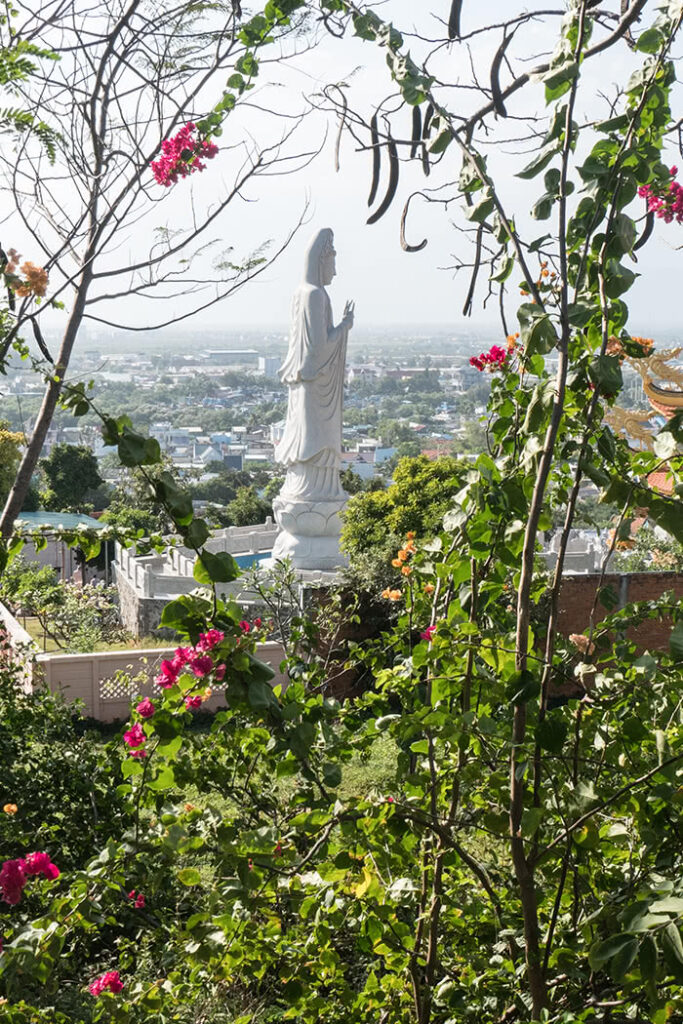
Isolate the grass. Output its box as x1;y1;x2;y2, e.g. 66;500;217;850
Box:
22;616;172;654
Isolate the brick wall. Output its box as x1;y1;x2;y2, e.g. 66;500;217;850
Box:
557;571;683;649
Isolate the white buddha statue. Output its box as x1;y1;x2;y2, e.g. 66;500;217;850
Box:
270;228;354;569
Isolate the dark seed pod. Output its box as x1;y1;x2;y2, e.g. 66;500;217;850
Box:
448;0;463;40
368;113;381;207
367;132;399;225
462;225;484;317
422;103;434;140
400;193;428;252
421;143;431;177
410;105;422;159
633;210;654;252
491;31;515;118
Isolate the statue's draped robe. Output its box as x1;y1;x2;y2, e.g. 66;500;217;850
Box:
275;235;348;501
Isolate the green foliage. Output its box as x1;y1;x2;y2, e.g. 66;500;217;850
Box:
2;3;683;1024
342;455;466;563
39;444;103;513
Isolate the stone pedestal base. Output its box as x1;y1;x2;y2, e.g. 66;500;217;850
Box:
270;495;348;571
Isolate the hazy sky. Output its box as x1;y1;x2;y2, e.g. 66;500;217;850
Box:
197;0;683;336
9;1;683;338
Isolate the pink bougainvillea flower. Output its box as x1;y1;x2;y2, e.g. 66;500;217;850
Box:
24;852;59;880
386;796;395;804
254;617;262;628
638;167;683;225
185;695;202;710
155;660;178;689
136;697;155;719
131;748;148;759
197;629;224;651
190;654;213;678
128;889;145;909
151;122;219;187
239;620;251;633
420;624;437;643
0;858;26;905
123;723;146;749
214;664;226;682
172;647;193;670
89;969;124;996
470;344;508;372
0;852;59;904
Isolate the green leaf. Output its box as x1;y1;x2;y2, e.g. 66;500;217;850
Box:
662;923;683;971
669;621;683;662
517;142;560;180
465;192;495;224
588;355;623;395
148;766;176;791
506;669;539;705
490;255;514;283
177;867;202;886
543;60;578;103
248;678;276;711
194;550;240;585
609;937;639;981
589;932;635;970
155;471;194;524
613;213;636;254
184;518;211;549
429;129;451;155
635;27;664;53
521;806;543;837
604;260;636;299
118;429;154;467
289;721;315;759
518;306;558;356
536;717;568;753
639;935;658;982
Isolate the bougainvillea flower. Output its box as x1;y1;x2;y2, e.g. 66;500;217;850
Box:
123;723;146;748
89;970;124;996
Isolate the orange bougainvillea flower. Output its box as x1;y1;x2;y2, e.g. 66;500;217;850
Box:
401;565;412;576
405;531;416;540
403;539;416;553
381;588;402;602
423;583;435;595
3;804;17;815
391;558;402;568
397;549;409;562
13;261;48;298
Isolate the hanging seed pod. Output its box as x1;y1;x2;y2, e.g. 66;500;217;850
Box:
400;192;428;252
462;225;484;317
491;31;515;118
421;103;434;177
422;103;434;140
367;132;399;225
633;210;654;252
333;89;348;172
448;0;463;40
410;105;422;159
368;113;381;207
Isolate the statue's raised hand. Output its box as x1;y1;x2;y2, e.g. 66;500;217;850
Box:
342;300;355;330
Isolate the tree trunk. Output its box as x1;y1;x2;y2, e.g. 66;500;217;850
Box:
1;266;93;540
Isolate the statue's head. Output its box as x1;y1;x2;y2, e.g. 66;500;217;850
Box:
303;228;336;287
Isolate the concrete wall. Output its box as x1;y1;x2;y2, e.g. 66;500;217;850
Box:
36;641;288;724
